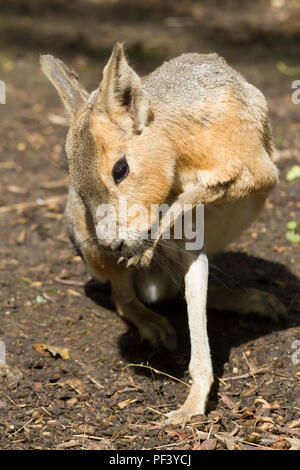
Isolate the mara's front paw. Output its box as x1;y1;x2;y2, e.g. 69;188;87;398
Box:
118;248;154;269
138;314;177;351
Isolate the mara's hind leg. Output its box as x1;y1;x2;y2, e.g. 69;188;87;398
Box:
110;268;177;351
82;245;178;351
207;287;287;322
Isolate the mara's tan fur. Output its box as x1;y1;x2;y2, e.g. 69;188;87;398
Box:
40;43;286;424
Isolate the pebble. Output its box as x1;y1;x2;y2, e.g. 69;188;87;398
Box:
32;382;43;392
66;397;78;407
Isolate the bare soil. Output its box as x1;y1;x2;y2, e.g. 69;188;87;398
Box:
0;0;299;450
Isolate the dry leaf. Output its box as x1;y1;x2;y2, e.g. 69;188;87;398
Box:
261;400;279;410
82;439;113;450
241;410;254;419
258;422;274;431
165;427;187;441
191;442;202;450
257;416;274;423
33;343;70;360
287;418;300;429
232;400;242;414
55;440;80;449
242;386;257;398
220;394;236;409
244;432;261;444
287;437;300;450
64;378;87;395
271;436;290;450
199;439;217;450
224;437;236;450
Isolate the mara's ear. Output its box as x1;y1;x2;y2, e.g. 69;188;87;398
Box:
40;55;88;117
99;43;152;134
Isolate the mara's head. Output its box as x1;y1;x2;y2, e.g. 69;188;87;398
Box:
41;44;175;257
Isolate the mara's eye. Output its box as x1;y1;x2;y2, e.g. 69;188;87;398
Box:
112;156;129;185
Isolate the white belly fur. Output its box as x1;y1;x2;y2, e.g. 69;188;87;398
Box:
204;192;267;258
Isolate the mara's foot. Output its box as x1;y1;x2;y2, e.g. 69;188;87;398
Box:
137;310;177;351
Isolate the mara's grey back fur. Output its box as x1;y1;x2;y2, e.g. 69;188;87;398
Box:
143;53;252;105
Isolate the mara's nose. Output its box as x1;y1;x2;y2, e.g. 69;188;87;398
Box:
110;239;124;251
97;237;124;252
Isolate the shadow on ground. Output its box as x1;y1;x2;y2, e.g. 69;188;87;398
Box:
85;250;300;409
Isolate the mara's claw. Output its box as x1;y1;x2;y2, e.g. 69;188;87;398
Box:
126;255;140;268
140;248;155;268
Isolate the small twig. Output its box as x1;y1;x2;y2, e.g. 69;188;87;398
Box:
147;407;167;416
124;363;190;389
149;361;168;413
40;406;52;416
42;293;55;303
86;374;104;390
39;177;68;189
215;434;271;450
0;392;28;408
215;374;227;386
187;420;212;427
0;195;66;214
128;423;164;429
0;161;21;170
275;426;300;437
73;435;106;441
12;418;34;435
47;113;69;127
54;277;84;287
222;368;268;382
229;423;240;437
243;352;257;384
273;371;294;379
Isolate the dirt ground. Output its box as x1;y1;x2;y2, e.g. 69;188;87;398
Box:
0;0;299;450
